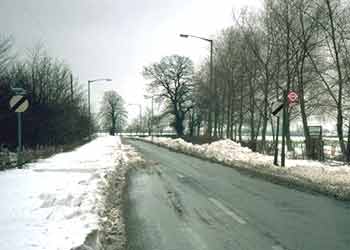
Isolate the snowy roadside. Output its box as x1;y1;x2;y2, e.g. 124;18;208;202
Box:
96;140;144;250
135;137;350;200
0;134;142;250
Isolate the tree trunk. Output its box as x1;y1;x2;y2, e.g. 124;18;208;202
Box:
261;68;269;153
188;111;194;136
233;124;237;141
226;94;231;139
197;120;201;136
173;103;185;136
230;96;235;140
325;0;346;156
285;0;293;151
298;52;311;158
175;114;184;136
271;114;275;144
347;122;350;163
207;110;212;137
238;83;244;142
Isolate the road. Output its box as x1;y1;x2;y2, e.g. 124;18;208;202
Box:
125;139;350;250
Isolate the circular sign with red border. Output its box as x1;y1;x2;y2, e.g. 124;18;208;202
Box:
287;91;298;104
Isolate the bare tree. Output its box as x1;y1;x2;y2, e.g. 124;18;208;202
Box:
100;91;127;135
143;55;194;136
1;44;92;146
0;36;13;75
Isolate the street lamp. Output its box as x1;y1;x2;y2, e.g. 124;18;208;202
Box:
88;78;112;138
180;33;214;136
128;103;142;136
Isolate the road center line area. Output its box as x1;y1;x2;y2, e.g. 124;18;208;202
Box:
208;197;247;225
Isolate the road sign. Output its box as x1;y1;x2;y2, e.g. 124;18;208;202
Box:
287;91;298;104
272;101;283;116
10;95;29;113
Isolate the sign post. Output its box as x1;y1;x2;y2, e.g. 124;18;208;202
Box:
271;101;283;166
273;116;280;166
281;90;287;167
281;90;299;167
9;93;29;166
272;90;298;167
17;113;22;163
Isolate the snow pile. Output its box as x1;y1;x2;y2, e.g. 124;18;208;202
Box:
141;137;350;200
286;162;350;186
97;141;143;250
202;139;272;166
142;137;272;167
121;143;144;165
0;135;123;250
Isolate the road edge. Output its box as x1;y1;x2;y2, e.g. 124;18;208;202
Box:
71;138;145;250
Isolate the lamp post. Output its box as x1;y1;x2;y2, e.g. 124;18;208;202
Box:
180;33;214;136
88;78;112;139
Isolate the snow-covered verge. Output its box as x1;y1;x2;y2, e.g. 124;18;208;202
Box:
96;141;144;250
137;137;350;200
0;134;142;250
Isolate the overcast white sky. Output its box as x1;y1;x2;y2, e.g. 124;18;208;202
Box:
0;0;262;121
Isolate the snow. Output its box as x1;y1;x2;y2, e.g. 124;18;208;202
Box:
0;135;123;250
141;137;350;199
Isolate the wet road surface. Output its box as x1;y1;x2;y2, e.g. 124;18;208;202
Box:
125;139;350;250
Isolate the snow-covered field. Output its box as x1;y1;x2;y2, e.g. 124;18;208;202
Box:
140;137;350;200
0;135;124;250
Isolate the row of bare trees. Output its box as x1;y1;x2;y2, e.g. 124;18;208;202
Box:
188;0;350;158
142;0;350;160
0;39;93;148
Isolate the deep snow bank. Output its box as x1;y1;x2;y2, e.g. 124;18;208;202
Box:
0;135;125;250
140;137;350;200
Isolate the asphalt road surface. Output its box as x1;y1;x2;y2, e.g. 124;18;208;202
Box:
125;139;350;250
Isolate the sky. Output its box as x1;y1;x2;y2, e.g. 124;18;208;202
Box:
0;0;262;122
